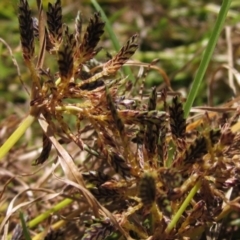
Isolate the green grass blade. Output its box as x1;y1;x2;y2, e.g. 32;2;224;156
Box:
165;180;201;234
28;198;73;228
184;0;232;117
0;114;35;160
19;211;32;240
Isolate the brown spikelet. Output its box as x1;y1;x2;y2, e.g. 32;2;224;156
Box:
182;136;208;165
34;133;52;165
104;34;138;74
46;0;62;46
144;124;159;160
119;110;167;126
18;0;35;61
82;219;114;240
78;12;105;63
108;150;131;178
44;230;63;240
147;87;157;111
90;186;121;202
144;87;159;159
79;79;104;91
157;124;168;166
75;11;82;44
58;27;74;81
105;87;125;136
82;171;111;187
139;172;156;206
169;96;186;139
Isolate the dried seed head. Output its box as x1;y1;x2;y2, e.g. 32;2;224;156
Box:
104;34;138;74
169;96;186;139
157;124;168;166
58;27;74;80
82;219;114;240
34;133;52;165
18;0;35;61
78;12;105;63
90;186;121;202
147;87;157;111
79;79;104;91
139;172;156;205
109;151;131;178
46;0;63;45
82;171;111;187
144;124;159;160
106;87;125;135
44;230;63;240
183;136;207;165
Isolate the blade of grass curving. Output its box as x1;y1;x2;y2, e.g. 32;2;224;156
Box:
91;0;135;81
165;180;201;234
184;0;232;118
0;115;35;160
19;211;31;240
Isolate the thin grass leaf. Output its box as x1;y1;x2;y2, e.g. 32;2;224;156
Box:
184;0;232;117
19;212;31;240
18;0;35;61
36;3;46;69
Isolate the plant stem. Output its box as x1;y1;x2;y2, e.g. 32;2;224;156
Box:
165;180;201;234
28;198;73;228
19;211;31;240
184;0;232;118
0;114;35;160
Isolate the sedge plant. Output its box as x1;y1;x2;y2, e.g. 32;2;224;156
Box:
1;0;240;239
